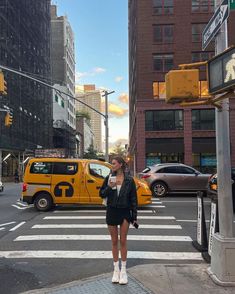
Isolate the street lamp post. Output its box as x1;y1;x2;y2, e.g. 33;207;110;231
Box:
102;90;115;162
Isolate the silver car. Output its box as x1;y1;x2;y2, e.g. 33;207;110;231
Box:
139;163;211;197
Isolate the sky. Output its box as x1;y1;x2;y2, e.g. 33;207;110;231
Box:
53;0;129;148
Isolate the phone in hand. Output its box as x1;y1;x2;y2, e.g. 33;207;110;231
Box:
132;221;139;229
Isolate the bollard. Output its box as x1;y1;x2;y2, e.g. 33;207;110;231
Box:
192;191;208;252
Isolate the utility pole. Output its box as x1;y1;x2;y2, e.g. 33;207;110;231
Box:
208;0;235;285
102;90;115;162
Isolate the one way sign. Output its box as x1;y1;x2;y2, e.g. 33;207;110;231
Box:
202;0;230;50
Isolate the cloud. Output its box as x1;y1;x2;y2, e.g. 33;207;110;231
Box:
75;67;106;83
101;101;128;118
109;138;128;150
118;93;129;104
109;103;128;117
115;76;124;83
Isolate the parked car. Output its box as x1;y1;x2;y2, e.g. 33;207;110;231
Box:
207;168;235;212
139;163;211;197
0;181;4;192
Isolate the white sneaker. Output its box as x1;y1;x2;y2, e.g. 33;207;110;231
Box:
119;270;128;285
112;269;120;283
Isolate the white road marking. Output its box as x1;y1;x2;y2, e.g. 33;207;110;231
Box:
176;219;210;223
44;215;171;220
53;210;156;214
15;235;192;242
0;228;4;231
0;221;16;227
9;222;26;231
150;201;162;204
32;224;180;229
0;250;203;260
162;200;210;203
16;201;29;207
11;205;28;210
146;205;165;208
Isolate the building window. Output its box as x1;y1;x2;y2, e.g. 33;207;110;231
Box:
55;94;58;102
153;54;174;72
153;0;174;15
192;0;214;13
61;100;65;108
153;25;173;43
192;23;207;42
153;82;166;99
145;110;183;131
192;51;214;62
192;109;215;130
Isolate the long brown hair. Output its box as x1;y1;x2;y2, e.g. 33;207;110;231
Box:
112;156;127;173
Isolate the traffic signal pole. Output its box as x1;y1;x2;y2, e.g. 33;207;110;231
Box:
208;0;235;285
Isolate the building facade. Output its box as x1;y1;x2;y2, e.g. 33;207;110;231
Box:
75;85;102;152
0;0;52;180
51;5;76;157
128;0;235;174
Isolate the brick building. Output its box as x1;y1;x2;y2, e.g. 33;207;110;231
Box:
128;0;235;174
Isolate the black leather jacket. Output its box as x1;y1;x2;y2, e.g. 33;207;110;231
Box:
99;174;138;221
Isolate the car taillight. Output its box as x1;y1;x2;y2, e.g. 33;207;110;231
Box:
141;174;151;179
22;183;27;192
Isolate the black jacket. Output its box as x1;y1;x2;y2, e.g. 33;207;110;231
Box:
99;174;138;221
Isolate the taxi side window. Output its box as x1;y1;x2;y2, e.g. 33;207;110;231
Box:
30;162;52;174
89;163;110;179
53;162;78;175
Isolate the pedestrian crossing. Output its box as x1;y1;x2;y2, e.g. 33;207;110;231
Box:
1;198;203;262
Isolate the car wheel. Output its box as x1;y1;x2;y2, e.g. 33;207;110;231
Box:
34;193;53;212
151;182;168;197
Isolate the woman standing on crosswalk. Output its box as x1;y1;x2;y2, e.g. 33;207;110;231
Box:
99;156;138;285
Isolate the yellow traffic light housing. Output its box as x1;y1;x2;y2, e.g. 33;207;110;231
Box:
5;112;13;127
165;69;199;103
0;72;7;95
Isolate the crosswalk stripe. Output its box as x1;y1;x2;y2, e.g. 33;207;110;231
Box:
44;215;172;220
11;205;27;210
53;210;156;214
146;205;165;208
16;201;29;207
0;250;203;260
32;224;181;229
14;235;192;241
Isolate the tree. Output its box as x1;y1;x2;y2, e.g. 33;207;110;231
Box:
83;144;99;159
110;142;127;158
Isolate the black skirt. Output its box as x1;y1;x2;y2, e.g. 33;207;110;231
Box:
106;207;132;226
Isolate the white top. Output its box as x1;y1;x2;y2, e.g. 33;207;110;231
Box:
116;185;121;196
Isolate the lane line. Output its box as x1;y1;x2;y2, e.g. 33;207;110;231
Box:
9;222;26;231
0;250;203;260
32;224;181;229
14;235;192;242
44;215;171;220
16;202;29;207
0;221;16;227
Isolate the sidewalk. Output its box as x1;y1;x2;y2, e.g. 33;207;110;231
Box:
21;263;235;294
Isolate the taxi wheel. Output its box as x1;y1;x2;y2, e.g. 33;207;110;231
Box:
151;182;167;197
34;193;53;212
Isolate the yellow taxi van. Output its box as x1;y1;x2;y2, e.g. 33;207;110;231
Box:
21;158;152;211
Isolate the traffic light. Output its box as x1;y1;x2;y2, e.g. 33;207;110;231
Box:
165;69;199;103
0;72;7;95
5;111;13;127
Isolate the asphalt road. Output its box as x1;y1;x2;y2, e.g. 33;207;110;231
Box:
0;183;233;294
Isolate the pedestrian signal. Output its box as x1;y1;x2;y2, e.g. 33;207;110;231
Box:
165;69;199;103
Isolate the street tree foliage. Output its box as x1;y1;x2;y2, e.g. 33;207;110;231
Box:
76;110;91;121
110;142;127;158
83;144;99;159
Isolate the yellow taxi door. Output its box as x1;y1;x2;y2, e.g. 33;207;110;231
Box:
84;162;111;204
50;161;80;204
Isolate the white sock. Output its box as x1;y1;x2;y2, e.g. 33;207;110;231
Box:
113;261;119;271
121;260;127;271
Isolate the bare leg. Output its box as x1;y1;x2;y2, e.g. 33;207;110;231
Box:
120;219;129;261
108;225;119;261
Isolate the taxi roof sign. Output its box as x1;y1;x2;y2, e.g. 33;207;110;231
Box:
207;46;235;94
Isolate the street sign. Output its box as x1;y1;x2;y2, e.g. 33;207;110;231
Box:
202;0;230;50
207;46;235;94
230;0;235;9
